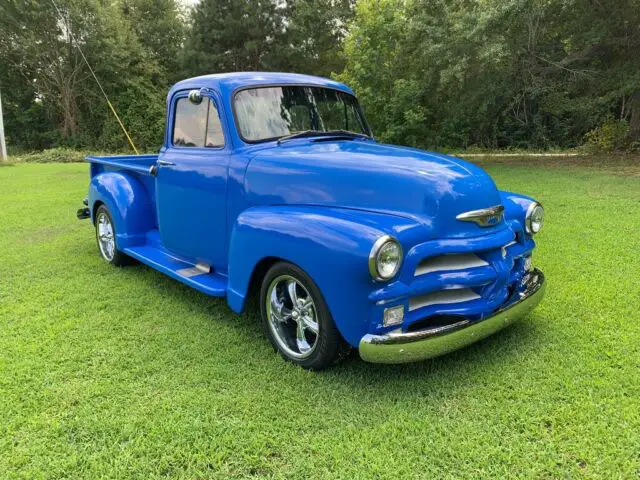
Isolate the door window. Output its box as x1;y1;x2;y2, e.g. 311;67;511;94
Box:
205;102;224;147
173;97;224;148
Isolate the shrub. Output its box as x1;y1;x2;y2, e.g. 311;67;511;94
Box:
12;148;93;163
584;118;630;153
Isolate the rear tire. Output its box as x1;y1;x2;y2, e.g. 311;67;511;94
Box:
260;262;350;370
94;205;133;267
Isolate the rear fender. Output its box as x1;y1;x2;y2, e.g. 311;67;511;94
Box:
226;206;423;346
89;171;155;250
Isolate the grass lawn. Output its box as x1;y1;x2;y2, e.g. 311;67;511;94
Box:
1;159;638;479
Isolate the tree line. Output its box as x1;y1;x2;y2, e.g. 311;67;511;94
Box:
1;0;638;153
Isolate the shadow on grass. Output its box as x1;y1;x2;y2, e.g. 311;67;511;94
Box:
339;319;538;375
73;236;544;395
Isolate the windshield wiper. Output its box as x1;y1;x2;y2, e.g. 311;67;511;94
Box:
276;130;322;144
277;129;370;145
322;130;371;140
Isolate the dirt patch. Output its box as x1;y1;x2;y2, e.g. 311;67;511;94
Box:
21;225;70;245
460;154;640;176
55;170;87;179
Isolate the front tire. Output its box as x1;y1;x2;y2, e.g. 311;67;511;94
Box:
260;262;349;370
94;205;132;267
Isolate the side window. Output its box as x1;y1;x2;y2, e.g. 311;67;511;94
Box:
173;98;207;147
206;101;224;147
173;97;225;148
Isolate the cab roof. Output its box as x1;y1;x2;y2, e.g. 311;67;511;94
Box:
168;72;355;100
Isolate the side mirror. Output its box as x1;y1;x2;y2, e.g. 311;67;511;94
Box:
188;89;203;105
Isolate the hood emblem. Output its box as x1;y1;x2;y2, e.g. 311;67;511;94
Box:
456;205;504;227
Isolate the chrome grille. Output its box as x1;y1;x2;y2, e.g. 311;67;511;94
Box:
415;253;488;277
409;288;481;311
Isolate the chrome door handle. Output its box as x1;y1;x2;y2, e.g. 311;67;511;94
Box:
157;160;176;166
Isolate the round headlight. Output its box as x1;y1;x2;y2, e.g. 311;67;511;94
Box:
369;236;403;281
525;203;544;234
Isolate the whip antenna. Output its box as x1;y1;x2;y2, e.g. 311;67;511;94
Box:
49;0;139;154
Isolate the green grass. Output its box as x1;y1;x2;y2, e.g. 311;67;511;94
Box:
0;161;638;479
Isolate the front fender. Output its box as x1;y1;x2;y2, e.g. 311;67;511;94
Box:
226;206;424;347
500;190;537;237
88;171;155;250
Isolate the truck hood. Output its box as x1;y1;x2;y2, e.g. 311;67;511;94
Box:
244;139;505;239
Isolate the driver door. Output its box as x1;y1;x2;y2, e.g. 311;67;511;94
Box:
155;90;230;270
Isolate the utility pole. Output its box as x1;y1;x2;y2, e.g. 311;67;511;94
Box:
0;88;7;162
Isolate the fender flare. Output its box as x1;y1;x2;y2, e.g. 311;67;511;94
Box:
500;190;537;235
88;171;155;250
226;205;422;347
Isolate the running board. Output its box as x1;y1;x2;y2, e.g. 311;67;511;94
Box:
124;245;227;297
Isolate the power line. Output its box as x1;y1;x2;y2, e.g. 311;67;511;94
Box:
49;0;139;154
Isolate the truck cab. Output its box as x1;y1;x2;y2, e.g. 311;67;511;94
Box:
80;72;546;370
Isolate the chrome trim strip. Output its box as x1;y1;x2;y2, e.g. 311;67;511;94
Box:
176;267;207;278
359;269;545;363
456;205;505;227
195;262;211;273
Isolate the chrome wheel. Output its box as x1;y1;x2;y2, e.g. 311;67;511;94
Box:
96;211;116;261
266;275;319;359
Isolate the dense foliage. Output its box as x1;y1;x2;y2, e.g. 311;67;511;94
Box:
1;0;638;153
340;0;640;151
0;0;184;151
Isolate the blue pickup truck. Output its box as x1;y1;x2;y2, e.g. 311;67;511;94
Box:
78;72;546;369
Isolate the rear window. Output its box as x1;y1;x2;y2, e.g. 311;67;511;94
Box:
173;97;224;148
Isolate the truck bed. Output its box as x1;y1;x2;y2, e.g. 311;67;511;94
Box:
86;153;228;297
86;154;159;176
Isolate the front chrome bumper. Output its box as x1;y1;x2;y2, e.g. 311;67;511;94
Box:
359;268;545;364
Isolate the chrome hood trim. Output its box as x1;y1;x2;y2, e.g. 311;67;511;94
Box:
456;205;504;227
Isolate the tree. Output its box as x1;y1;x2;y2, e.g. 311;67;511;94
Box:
181;0;354;78
181;0;287;75
278;0;355;77
0;0;140;142
120;0;186;83
0;0;185;151
341;0;640;150
2;0;639;152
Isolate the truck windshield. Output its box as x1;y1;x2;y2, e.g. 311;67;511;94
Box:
234;86;371;143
